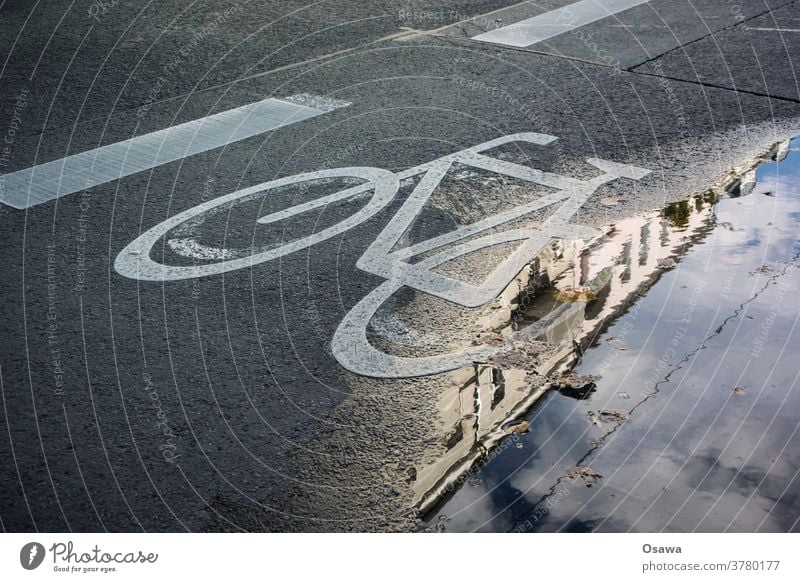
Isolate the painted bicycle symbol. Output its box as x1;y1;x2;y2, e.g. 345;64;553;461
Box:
115;132;650;378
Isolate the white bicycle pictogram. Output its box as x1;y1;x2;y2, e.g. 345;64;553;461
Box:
115;132;650;378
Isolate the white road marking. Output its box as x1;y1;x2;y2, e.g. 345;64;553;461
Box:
114;132;651;378
746;27;800;32
114;166;400;281
166;238;237;261
473;0;651;48
0;94;349;209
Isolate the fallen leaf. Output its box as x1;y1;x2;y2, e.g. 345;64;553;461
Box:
505;421;529;435
556;287;597;303
599;410;629;422
567;465;602;486
657;258;676;269
751;265;773;275
553;373;599;400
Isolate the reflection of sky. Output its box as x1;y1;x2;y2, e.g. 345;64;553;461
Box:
429;139;800;533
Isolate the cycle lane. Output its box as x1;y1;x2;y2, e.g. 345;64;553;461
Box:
1;27;799;532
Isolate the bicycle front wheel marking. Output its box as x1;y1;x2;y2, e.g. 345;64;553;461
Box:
114;167;399;281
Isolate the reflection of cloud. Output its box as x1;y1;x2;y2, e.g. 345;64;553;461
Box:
753;172;800;197
755;149;800;184
717;184;800;265
679;448;800;532
427;148;800;532
433;484;518;532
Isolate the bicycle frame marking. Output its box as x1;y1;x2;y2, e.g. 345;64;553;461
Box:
115;132;650;378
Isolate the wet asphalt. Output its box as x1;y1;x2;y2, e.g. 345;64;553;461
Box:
426;139;800;532
1;0;799;531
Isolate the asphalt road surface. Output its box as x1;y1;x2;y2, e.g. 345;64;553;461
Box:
1;0;799;532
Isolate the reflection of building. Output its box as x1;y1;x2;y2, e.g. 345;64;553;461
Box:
414;193;718;514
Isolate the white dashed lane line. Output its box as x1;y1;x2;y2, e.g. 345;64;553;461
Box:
473;0;651;48
0;94;349;210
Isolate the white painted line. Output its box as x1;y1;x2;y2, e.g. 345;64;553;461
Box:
0;94;350;209
473;0;651;48
746;27;800;33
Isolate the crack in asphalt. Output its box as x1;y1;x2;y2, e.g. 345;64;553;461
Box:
626;70;800;104
427;0;800;105
629;0;798;72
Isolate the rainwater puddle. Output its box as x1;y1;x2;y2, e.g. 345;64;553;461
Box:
423;139;800;532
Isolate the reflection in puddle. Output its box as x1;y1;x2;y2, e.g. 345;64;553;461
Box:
420;138;800;532
414;172;716;513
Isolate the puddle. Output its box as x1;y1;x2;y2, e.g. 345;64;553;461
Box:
420;138;800;532
411;170;717;514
